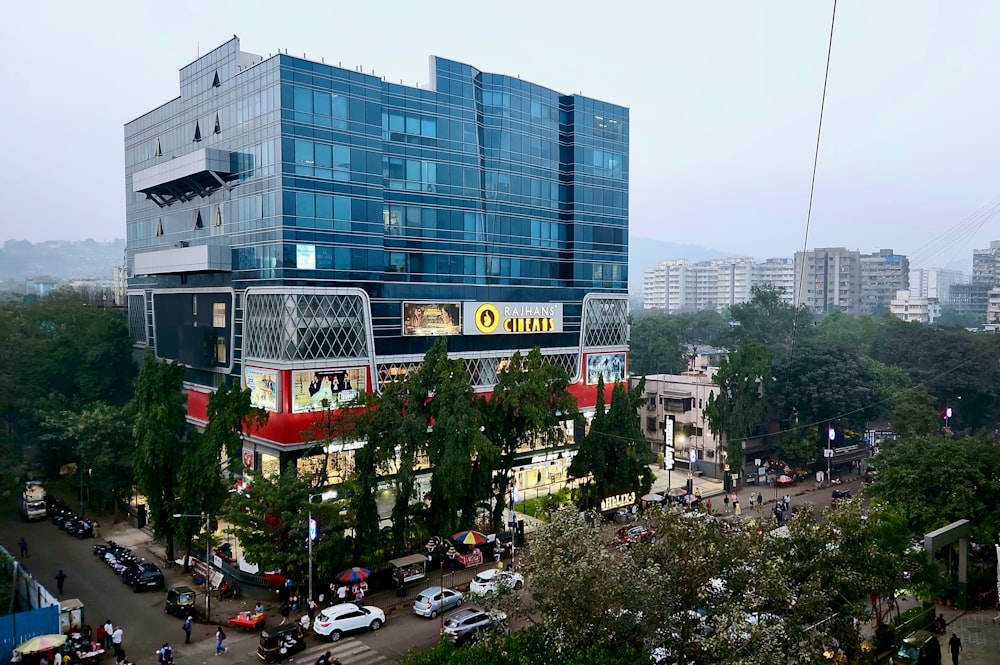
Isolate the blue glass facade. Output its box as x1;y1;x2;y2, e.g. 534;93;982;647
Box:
124;38;628;446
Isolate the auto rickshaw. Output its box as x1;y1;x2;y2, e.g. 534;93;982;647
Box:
257;623;307;663
164;585;197;618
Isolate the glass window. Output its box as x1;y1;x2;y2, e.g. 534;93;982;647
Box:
296;192;315;217
314;91;331;116
334;196;351;220
421;117;436;137
216;337;227;364
406;160;421;190
293;87;313;112
332;95;348;128
315;194;333;219
405;114;420;135
333;146;350;170
314;143;332;168
389;112;404;132
295;140;314;164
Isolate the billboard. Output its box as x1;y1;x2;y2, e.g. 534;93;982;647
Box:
462;302;563;335
402;302;462;336
291;367;367;413
244;367;278;412
586;352;626;385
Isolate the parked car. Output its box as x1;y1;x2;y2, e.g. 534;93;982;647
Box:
413;586;463;619
312;603;385;642
124;562;165;592
442;607;508;646
615;524;655;545
890;629;941;665
469;568;524;596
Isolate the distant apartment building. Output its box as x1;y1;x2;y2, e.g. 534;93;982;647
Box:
987;288;1000;324
793;247;862;315
949;282;993;322
890;289;937;324
908;267;964;303
643;257;793;311
972;240;1000;286
860;249;909;316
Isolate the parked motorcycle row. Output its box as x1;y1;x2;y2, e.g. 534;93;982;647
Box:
94;540;142;575
48;496;95;538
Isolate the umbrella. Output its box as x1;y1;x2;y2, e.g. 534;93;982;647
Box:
15;635;67;655
776;474;794;486
335;567;371;584
666;487;687;498
451;530;488;546
641;493;664;503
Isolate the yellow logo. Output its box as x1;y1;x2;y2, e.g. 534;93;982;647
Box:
475;303;500;334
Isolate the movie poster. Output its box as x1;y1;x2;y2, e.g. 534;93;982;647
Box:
244;367;278;412
402;302;462;336
585;352;626;385
291;367;367;413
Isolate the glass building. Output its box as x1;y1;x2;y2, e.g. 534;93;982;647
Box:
124;38;629;476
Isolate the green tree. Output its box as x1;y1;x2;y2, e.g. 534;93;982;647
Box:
482;348;578;531
890;385;940;437
671;308;731;347
727;286;813;360
131;352;188;561
705;340;773;469
773;431;819;471
628;314;685;376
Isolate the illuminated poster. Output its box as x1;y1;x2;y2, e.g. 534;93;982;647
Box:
244;367;278;412
402;302;462;336
291;368;367;413
462;302;564;335
585;352;626;385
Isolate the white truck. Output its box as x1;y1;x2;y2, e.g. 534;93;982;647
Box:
20;481;47;521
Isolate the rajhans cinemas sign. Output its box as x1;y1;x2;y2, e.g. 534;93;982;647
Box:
464;302;564;335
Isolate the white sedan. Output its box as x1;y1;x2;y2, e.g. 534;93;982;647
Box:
312;603;385;641
469;567;524;596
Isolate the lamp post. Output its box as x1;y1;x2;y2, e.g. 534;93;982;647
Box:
174;512;211;620
826;426;836;482
307;491;335;605
426;537;446;634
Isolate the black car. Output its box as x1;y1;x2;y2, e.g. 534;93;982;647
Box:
124;562;165;592
442;607;507;647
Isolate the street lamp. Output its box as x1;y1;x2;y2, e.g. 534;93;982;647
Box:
174;512;212;620
308;491;336;605
826;426;836;482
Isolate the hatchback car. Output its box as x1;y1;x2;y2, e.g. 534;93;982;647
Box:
615;524;655;545
124;562;165;592
469;568;524;596
413;586;463;619
442;607;507;646
312;603;385;642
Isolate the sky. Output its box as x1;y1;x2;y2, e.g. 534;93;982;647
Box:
1;0;997;270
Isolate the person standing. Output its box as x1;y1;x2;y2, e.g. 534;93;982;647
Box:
182;616;192;644
56;569;67;595
111;625;124;660
756;493;763;510
307;598;317;625
18;536;28;558
734;500;742;517
336;584;348;604
279;600;290;623
948;633;961;665
723;494;730;513
103;620;114;650
215;627;227;655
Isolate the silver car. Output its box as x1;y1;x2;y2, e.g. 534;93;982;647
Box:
413;586;464;619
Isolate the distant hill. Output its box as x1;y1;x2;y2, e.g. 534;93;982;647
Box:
0;239;125;280
628;234;734;294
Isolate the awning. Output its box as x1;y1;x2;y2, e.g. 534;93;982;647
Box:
389;553;428;568
132;148;237;207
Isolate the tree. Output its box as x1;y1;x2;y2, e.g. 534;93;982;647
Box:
131;352;188;561
628;314;686;376
482;348;577;531
705;341;773;469
727;286;813;360
890;385;940;437
671;308;731;348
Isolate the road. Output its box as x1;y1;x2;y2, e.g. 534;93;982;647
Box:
0;502;448;664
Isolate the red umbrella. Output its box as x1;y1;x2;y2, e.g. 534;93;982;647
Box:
452;530;488;546
335;567;371;584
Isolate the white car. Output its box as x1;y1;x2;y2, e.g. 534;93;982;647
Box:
312;603;385;642
469;567;524;596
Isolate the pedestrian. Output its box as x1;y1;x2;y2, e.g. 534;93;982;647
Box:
215;627;227;655
354;585;365;607
734;500;742;517
182;616;192;644
948;632;961;665
279;601;290;622
756;493;763;510
336;584;348;603
96;624;108;648
54;650;63;665
396;569;406;597
56;569;67;595
112;625;124;660
18;536;28;558
307;598;317;624
992;599;1000;623
103;620;114;650
706;498;712;514
723;494;730;513
694;487;702;501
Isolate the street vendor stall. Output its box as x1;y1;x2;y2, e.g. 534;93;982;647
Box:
228;610;267;630
452;530;487;568
389;553;427;585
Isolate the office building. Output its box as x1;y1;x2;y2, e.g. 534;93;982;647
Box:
949;283;992;322
908;268;964;303
124;38;629;478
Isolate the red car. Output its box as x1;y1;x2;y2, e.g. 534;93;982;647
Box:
615;525;655;545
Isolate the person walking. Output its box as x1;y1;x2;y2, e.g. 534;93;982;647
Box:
215;627;227;655
56;569;67;595
182;616;192;644
948;633;961;665
18;536;28;558
756;493;763;510
279;600;291;623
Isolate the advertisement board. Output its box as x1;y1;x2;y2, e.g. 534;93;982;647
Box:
244;367;278;412
291;368;367;413
402;302;462;336
586;352;626;385
462;302;564;336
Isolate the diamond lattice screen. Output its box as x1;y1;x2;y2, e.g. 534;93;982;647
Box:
127;293;147;344
243;291;369;362
582;296;628;348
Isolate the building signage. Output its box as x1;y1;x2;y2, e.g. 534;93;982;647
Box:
585;352;626;385
291;367;366;413
402;302;462;336
242;449;255;470
462;302;563;336
600;491;636;513
244;367;278;412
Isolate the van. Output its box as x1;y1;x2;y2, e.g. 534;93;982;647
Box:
890;630;941;665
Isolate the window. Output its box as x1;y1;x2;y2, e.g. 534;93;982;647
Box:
154;138;162;157
213;302;226;328
646;417;657;432
212;71;221;88
192;295;198;316
214;114;221;134
193;121;202;142
194;210;203;229
155;219;163;236
216;337;227;364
